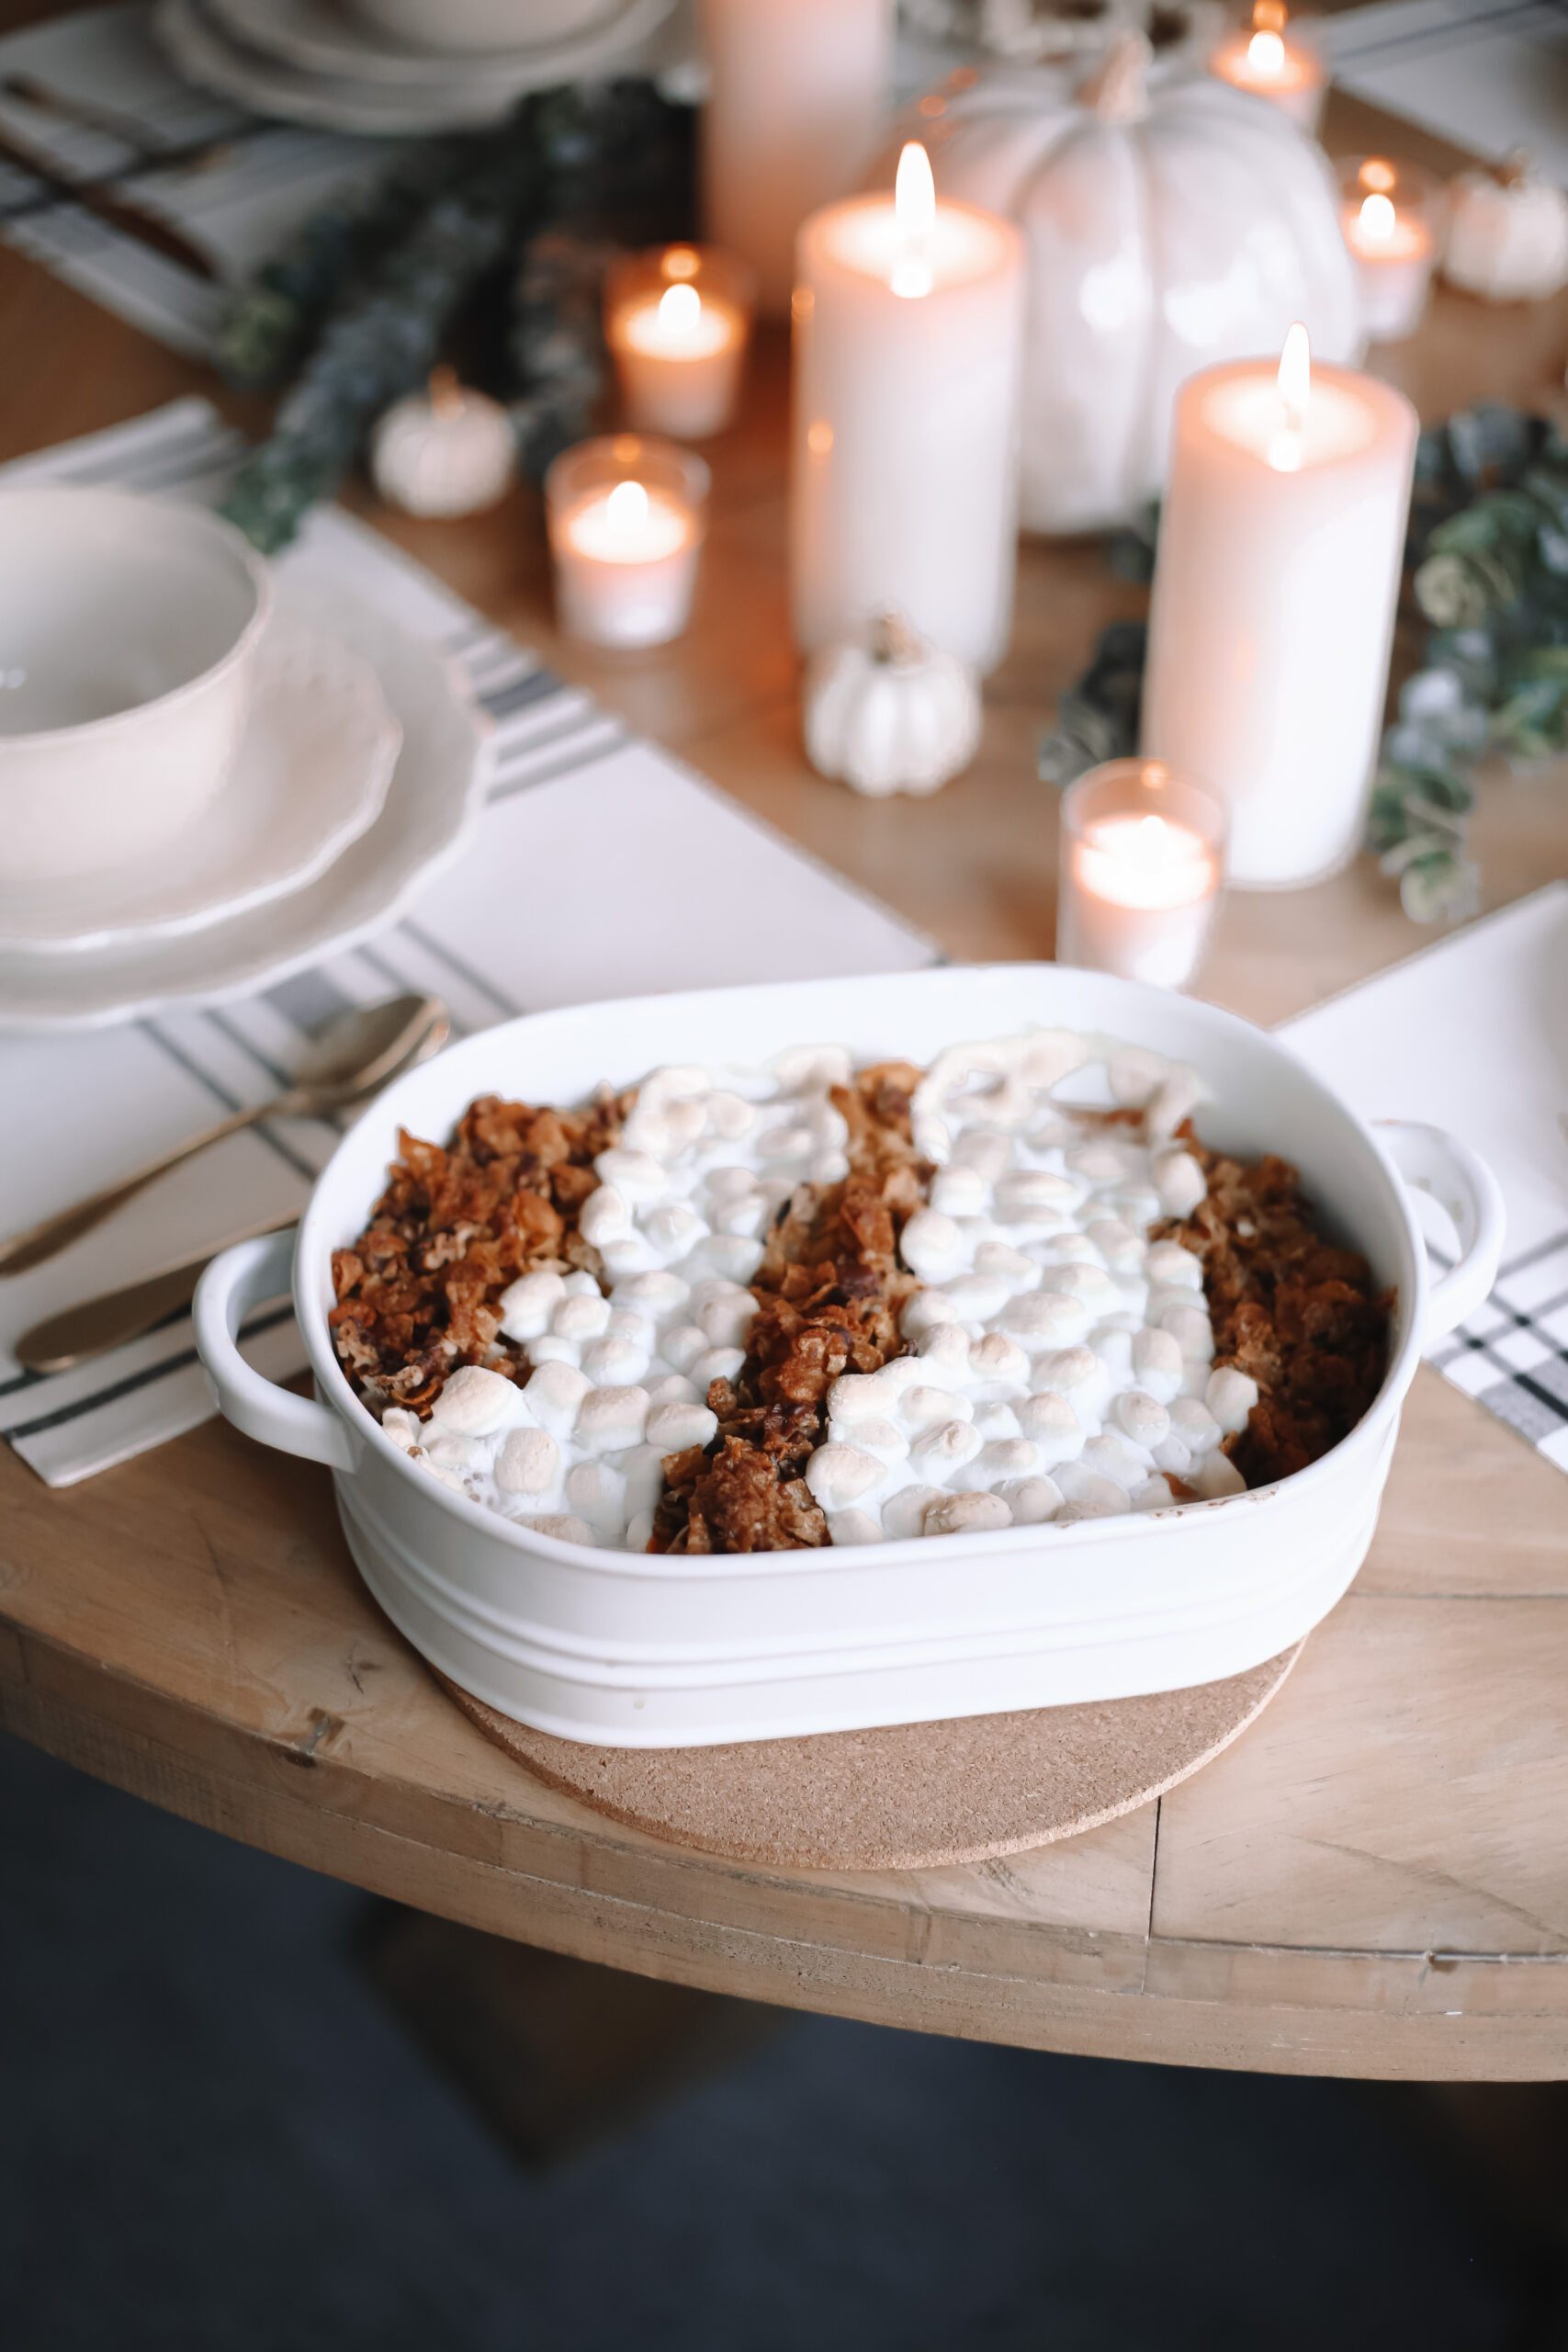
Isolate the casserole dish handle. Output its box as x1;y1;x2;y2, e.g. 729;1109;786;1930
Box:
1376;1119;1506;1347
193;1228;357;1474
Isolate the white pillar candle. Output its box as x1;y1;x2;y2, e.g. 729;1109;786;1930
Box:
700;0;894;319
790;142;1025;674
545;436;709;650
1337;157;1441;345
1209;2;1326;135
1056;759;1225;990
1141;327;1418;888
604;244;755;440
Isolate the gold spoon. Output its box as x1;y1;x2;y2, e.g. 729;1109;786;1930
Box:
0;992;447;1280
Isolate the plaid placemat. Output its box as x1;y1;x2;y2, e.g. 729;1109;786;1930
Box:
1280;883;1568;1478
0;397;937;1488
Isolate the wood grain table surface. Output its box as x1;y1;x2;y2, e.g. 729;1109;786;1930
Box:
3;37;1568;2080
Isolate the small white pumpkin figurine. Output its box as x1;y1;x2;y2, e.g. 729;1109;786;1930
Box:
370;366;516;518
804;610;982;797
1444;154;1568;305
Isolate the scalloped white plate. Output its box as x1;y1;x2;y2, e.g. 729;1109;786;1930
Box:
0;617;400;956
155;0;677;131
0;574;491;1030
209;0;627;85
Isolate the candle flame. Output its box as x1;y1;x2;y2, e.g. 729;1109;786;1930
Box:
1252;0;1286;27
892;141;936;299
1359;157;1396;194
662;244;699;278
1267;322;1311;472
606;480;649;535
658;281;702;333
1247;27;1286;74
1357;191;1397;245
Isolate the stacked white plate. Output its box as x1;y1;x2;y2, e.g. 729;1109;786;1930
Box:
152;0;682;134
0;573;491;1033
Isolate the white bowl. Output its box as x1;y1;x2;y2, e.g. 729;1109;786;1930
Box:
0;487;270;886
195;965;1504;1749
349;0;618;52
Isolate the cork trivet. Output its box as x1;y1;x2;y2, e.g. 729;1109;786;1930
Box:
437;1645;1302;1871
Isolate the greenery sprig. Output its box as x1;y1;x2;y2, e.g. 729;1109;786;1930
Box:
1039;403;1568;922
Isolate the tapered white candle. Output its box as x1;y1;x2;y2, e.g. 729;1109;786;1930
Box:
1141;327;1418;888
700;0;894;319
790;141;1025;673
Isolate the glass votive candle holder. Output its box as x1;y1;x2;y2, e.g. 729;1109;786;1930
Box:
545;435;710;650
1336;155;1446;344
1208;2;1327;137
604;243;757;441
1056;759;1226;992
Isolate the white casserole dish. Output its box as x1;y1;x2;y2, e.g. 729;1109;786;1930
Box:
194;965;1503;1748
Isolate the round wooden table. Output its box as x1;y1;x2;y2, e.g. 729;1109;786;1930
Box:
4;69;1568;2083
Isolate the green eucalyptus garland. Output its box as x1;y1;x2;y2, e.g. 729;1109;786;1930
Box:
1039;404;1568;923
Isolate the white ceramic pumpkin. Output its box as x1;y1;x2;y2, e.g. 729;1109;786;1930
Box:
1444;159;1568;305
370;368;517;518
804;610;982;797
891;32;1363;532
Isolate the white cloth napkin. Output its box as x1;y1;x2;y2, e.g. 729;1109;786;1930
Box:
1280;881;1568;1475
0;399;937;1487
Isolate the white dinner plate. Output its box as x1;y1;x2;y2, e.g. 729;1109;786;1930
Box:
154;0;678;133
0;617;400;956
0;574;491;1031
209;0;627;85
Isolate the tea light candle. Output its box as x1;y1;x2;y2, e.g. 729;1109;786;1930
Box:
701;0;894;318
1057;761;1225;990
545;435;710;650
604;244;756;440
1141;326;1418;888
790;141;1025;673
1209;2;1326;135
1337;156;1442;343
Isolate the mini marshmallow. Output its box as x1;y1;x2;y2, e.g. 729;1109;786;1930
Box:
618;1443;668;1518
706;1090;757;1140
1081;1433;1151;1493
996;1475;1063;1525
518;1513;595;1546
644;1374;700;1408
566;1460;628;1537
829;1371;899;1425
1154;1148;1207;1217
1112;1185;1163;1233
1053;1464;1130;1517
840;1417;908;1470
690;1347;747;1390
901;1289;964;1340
883;1484;947;1538
1038;1261;1117;1306
498;1268;567;1340
562;1271;602;1298
952;1129;1010;1182
553;1293;612;1340
697;1291;756;1351
495;1426;560;1494
898;1384;973;1432
424;1430;481;1468
579;1183;631;1248
1091;1326;1135;1383
1015;1391;1085;1465
686;1234;765;1284
997;1291;1092;1351
1150;1433;1193;1477
972;1401;1021;1441
573;1385;650;1455
822;1510;881;1548
968;1331;1030;1392
1131;1326;1184;1403
1085;1218;1145;1273
934;1272;1016;1327
1206;1365;1259;1435
759;1122;815;1161
381;1408;421;1452
705;1164;758;1204
805;1443;886;1510
1169;1396;1222;1453
1161;1303;1214;1361
972;1241;1040;1294
525;1362;592;1435
1035;1232;1106;1269
916;1323;976;1383
1064;1140;1129;1187
645;1398;716;1452
924;1491;1011;1537
1132;1476;1179;1512
1191;1448;1246;1498
660;1324;710;1374
429;1364;519;1437
614;1271;690;1317
593;1147;671;1203
994;1170;1082;1221
772;1042;852;1091
930;1167;988;1217
626;1511;654;1553
595;1234;660;1278
528;1336;581;1369
969;1438;1039;1487
1112;1389;1171;1449
641;1203;707;1261
712;1193;770;1239
910;1419;985;1472
899;1208;966;1282
1030;1346;1104;1405
1145;1240;1204;1291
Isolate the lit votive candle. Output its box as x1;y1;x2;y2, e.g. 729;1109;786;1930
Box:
604;244;757;441
545;435;709;650
1336;156;1443;343
1209;2;1326;136
1057;760;1225;991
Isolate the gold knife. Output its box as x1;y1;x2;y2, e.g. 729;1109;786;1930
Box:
15;1216;297;1375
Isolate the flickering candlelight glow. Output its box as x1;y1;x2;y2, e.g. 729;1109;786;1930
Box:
1359;157;1396;195
1269;322;1312;471
1357;192;1398;245
1209;0;1324;127
892;141;936;299
1247;28;1286;75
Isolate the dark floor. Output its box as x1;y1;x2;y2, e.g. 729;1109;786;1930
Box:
0;1730;1535;2352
